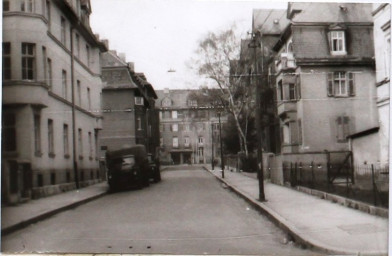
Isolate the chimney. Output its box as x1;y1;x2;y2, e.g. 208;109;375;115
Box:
95;33;100;40
119;53;126;63
101;39;109;49
127;62;135;71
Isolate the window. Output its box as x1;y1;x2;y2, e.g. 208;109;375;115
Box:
63;124;69;156
172;110;177;119
3;0;10;11
47;58;52;89
184;124;191;131
329;31;346;55
75;33;80;58
198;137;204;144
135;96;144;105
283;123;290;144
48;119;54;156
34;114;41;154
87;87;91;109
2;113;16;151
137;117;142;130
88;132;93;159
187;100;197;107
327;72;355;97
289;83;296;100
41;47;48;84
278;80;283;101
384;37;391;78
336;116;350;142
198;147;204;160
3;42;11;80
86;44;90;66
172;123;178;132
61;17;66;45
77;80;81;106
184;137;190;147
172;137;179;148
50;172;55;185
78;128;83;157
22;43;35;80
46;0;51;27
62;70;67;99
21;0;34;12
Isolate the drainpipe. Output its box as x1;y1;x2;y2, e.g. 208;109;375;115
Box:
70;27;79;189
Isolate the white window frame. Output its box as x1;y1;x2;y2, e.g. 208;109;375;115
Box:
172;123;178;132
135;96;144;105
184;136;190;147
172;110;178;119
21;0;34;12
22;43;35;80
172;137;179;148
333;71;347;96
329;31;346;55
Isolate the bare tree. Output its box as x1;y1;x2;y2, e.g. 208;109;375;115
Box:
192;25;255;158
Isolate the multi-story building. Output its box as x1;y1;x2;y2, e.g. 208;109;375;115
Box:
372;3;390;167
2;0;107;204
100;50;159;157
156;89;227;165
252;3;377;182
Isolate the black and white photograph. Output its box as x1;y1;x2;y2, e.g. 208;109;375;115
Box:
1;0;390;255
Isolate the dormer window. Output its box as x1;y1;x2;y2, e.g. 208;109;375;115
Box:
328;25;347;56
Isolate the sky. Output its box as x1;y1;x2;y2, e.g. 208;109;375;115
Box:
89;0;287;90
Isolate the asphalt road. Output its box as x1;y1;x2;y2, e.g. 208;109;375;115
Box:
2;166;324;255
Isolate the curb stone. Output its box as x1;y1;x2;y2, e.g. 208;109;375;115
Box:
203;166;387;256
2;191;107;236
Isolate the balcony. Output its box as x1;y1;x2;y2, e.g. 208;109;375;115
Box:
2;81;49;108
275;52;296;73
277;101;297;116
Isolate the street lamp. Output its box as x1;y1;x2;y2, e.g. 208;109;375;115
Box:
249;31;266;201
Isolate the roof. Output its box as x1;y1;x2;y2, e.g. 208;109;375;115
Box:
288;2;373;23
252;9;290;35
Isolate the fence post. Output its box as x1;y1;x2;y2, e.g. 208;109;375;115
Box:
290;162;294;187
371;164;377;206
294;162;298;186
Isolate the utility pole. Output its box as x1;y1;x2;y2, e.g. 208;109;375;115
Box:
249;31;265;201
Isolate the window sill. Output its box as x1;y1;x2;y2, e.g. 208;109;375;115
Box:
48;152;56;158
64;154;70;159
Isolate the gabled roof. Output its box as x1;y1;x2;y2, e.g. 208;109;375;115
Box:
288;2;373;23
101;51;127;68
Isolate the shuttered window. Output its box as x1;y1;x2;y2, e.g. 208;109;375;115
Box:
327;72;355;97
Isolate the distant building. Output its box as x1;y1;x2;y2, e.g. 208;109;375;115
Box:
100;50;159;156
2;0;107;203
156;89;227;165
372;3;390;167
252;3;377;183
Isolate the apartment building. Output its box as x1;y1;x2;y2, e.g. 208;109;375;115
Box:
2;0;107;203
156;89;227;165
252;3;377;182
100;50;159;156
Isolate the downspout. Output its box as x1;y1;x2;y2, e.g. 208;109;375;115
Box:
70;26;79;189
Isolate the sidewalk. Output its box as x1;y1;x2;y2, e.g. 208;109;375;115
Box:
205;167;388;256
1;182;108;235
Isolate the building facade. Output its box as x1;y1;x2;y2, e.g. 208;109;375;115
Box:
2;0;107;204
156;89;227;165
372;3;390;167
100;50;159;157
252;3;378;182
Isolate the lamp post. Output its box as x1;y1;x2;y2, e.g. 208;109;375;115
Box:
211;123;215;170
218;111;224;178
249;31;265;201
